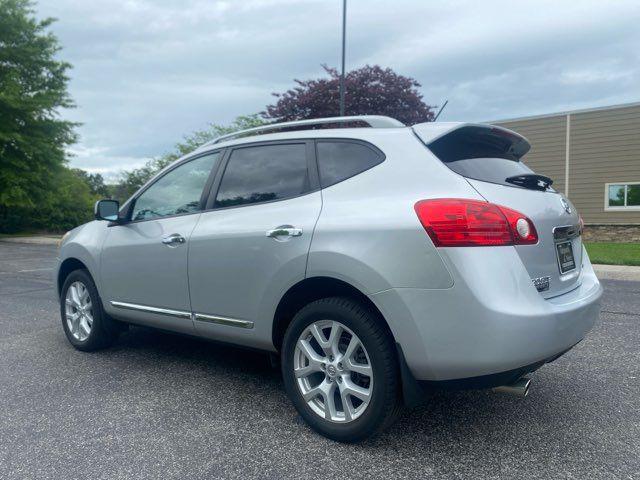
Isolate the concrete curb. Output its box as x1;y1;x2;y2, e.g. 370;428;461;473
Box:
593;264;640;282
0;236;61;245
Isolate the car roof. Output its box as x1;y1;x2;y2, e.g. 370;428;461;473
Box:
192;120;488;153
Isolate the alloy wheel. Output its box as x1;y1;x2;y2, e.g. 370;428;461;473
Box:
65;281;93;341
294;320;373;423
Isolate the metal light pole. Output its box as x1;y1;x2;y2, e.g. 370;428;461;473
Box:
339;0;347;116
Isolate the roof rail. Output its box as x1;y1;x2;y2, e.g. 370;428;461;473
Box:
202;115;405;147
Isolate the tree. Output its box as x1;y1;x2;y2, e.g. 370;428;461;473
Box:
1;167;96;232
37;168;96;231
72;169;108;197
264;65;435;125
0;0;78;232
111;114;267;202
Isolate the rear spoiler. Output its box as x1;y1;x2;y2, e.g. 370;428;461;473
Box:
412;122;531;161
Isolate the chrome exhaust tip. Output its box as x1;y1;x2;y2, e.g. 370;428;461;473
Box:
492;376;531;397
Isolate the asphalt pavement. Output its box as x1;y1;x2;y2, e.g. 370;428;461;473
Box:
0;241;638;479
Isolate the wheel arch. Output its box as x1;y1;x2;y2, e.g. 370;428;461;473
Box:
57;257;90;298
271;276;395;352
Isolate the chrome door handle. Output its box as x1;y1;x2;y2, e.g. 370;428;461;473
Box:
266;226;303;239
162;233;186;246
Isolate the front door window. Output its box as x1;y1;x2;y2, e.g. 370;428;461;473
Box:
132;153;219;221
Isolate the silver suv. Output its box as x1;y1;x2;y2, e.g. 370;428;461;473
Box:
56;116;602;442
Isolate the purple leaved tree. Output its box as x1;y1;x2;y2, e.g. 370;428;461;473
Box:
264;65;435;125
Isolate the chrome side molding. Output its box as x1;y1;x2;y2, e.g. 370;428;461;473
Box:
110;301;254;329
193;313;254;329
110;301;192;319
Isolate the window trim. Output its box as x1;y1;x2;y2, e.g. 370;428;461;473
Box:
118;149;225;225
113;136;386;224
314;138;386;189
604;182;640;211
204;139;319;211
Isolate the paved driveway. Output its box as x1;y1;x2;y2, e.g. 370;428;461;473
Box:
0;241;638;479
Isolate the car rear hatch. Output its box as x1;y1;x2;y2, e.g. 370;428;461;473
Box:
414;123;583;298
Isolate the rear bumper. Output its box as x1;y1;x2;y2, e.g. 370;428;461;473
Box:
396;342;578;406
370;246;602;381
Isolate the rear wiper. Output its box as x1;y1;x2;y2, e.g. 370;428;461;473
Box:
505;174;553;191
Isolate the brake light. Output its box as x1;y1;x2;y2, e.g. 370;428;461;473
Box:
414;199;538;247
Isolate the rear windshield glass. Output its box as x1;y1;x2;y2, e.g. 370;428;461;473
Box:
441;156;534;186
427;126;544;189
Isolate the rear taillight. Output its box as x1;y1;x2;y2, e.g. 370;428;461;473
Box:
414;198;538;247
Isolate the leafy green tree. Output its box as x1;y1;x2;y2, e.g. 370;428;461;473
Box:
111;114;266;202
0;0;78;232
1;167;96;232
72;168;108;197
36;168;96;231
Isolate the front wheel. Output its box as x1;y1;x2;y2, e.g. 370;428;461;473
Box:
281;297;401;442
60;269;120;351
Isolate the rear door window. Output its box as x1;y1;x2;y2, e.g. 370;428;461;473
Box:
316;141;384;188
214;143;310;208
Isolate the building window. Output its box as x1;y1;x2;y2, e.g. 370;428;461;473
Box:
605;183;640;210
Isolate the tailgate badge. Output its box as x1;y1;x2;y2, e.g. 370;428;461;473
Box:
560;197;572;214
532;276;550;292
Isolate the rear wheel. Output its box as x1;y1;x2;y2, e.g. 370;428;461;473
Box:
282;297;401;442
60;269;120;351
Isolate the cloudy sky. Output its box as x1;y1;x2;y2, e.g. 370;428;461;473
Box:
38;0;640;179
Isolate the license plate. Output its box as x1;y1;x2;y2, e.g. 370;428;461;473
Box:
556;241;576;274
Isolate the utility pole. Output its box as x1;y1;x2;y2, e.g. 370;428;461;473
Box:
339;0;347;116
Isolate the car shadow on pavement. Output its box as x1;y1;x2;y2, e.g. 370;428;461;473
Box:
113;324;281;377
107;324;589;454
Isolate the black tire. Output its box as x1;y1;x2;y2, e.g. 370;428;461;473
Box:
60;269;120;351
281;296;401;442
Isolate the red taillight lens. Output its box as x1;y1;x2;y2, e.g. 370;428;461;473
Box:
498;205;538;245
414;199;538;247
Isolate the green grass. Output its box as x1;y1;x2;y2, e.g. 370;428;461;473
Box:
585;242;640;266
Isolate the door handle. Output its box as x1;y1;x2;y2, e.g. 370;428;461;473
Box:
266;226;303;239
162;233;186;246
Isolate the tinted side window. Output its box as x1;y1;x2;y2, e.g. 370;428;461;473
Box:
215;144;309;208
316;141;384;188
131;153;219;221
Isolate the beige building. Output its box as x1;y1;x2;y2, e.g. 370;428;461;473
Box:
494;102;640;242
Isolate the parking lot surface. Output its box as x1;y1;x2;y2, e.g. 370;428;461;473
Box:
1;241;638;479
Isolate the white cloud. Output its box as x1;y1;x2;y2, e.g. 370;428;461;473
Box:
37;0;640;176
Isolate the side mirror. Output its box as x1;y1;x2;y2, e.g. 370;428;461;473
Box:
94;199;120;222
